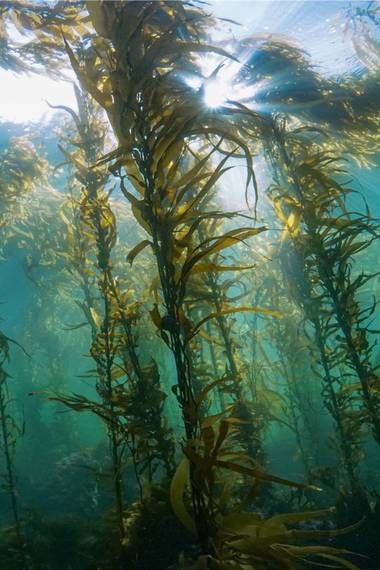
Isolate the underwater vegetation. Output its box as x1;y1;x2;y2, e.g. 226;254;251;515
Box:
1;1;380;568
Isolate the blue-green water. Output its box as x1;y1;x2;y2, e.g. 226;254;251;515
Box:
0;2;380;569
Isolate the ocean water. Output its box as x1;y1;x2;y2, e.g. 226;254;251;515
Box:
0;2;380;569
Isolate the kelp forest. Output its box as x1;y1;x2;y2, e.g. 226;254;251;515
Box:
1;1;380;569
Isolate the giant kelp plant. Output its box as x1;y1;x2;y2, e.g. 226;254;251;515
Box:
0;1;380;569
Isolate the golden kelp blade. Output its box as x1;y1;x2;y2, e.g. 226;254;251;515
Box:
170;457;197;536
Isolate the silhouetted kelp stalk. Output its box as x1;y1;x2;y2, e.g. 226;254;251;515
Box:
193;244;266;460
54;87;176;543
181;198;266;457
251;258;325;476
0;334;32;568
56;93;128;541
0;135;54;569
262;120;378;497
267;230;359;490
281;242;363;494
267;118;380;447
218;241;318;473
56;3;365;567
63;3;271;556
267;287;322;474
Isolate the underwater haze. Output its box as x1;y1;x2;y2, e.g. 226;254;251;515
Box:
1;1;380;569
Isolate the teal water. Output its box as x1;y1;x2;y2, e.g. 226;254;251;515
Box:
1;2;380;569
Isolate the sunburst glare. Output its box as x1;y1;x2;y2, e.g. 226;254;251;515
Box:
186;54;260;109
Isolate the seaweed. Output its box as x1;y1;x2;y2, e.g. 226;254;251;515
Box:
0;333;32;567
52;86;176;546
268;118;380;444
261;271;321;476
60;3;365;567
0;1;379;569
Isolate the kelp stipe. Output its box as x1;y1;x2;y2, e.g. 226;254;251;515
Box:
263;124;363;493
0;335;32;569
53;86;176;546
0;1;378;568
193;218;266;461
267;118;380;449
0;136;50;570
52;87;129;541
259;269;322;477
60;3;366;567
64;1;265;555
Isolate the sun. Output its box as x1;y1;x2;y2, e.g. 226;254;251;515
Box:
185;54;261;110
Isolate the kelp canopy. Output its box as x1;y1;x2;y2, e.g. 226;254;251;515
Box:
0;1;380;569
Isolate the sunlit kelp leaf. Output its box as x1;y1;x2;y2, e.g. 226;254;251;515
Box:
179;227;266;290
191;262;255;275
0;1;88;74
214;459;316;491
126;240;152;265
200;407;235;429
63;36;111;109
275;545;361;570
52;3;370;564
187;306;281;341
170;457;197;535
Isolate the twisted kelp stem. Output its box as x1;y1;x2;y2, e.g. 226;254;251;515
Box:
54;94;126;540
108;281;176;480
205;320;225;411
58;87;176;540
121;153;211;547
84;174;127;542
56;4;367;567
271;330;312;474
0;377;22;548
272;121;380;444
0;337;31;568
274;225;361;492
201;268;264;460
262;271;321;472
